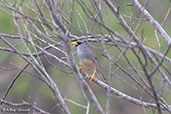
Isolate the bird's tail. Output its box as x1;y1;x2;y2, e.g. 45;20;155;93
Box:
96;71;106;82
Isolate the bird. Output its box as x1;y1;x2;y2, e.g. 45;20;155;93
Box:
72;41;106;82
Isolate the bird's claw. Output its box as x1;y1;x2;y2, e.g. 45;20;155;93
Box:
88;71;96;82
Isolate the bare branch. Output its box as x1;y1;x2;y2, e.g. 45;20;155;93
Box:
132;0;171;44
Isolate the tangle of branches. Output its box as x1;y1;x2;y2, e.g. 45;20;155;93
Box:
0;0;171;114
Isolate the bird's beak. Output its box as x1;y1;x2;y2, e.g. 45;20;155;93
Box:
72;42;78;46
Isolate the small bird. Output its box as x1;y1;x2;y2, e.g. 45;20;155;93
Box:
72;41;106;82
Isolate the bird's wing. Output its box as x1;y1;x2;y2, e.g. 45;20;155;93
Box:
91;55;100;68
88;48;100;68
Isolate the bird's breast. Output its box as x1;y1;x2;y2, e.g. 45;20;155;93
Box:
80;59;96;69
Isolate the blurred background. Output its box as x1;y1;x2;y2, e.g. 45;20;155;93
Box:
0;0;171;114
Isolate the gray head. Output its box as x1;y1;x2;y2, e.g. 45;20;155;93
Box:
72;41;92;60
76;42;91;52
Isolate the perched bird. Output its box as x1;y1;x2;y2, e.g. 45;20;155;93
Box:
72;41;106;82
